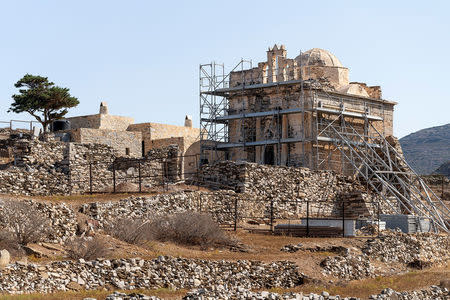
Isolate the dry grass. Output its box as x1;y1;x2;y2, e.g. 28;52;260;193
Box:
2;268;448;299
270;266;450;298
0;288;187;300
65;236;110;260
106;217;150;245
106;212;237;250
149;212;237;249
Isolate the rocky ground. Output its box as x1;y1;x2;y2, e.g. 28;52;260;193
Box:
83;285;449;300
0;192;449;299
0;256;302;294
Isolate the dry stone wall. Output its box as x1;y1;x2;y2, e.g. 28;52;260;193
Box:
80;191;244;226
0;140;176;195
0;256;302;294
199;161;393;218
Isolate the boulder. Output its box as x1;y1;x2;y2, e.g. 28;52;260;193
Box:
0;249;10;267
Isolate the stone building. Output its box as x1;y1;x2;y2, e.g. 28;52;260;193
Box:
201;45;396;175
63;102;200;176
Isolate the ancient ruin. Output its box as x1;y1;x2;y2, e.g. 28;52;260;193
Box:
200;45;450;232
0;45;449;300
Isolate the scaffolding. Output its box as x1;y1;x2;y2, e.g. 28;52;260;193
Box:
199;59;450;232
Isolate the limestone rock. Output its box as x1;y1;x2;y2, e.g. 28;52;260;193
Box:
0;249;10;267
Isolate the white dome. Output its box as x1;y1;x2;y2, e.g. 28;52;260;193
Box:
296;48;344;68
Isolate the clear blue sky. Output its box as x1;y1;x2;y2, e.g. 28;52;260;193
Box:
1;0;449;138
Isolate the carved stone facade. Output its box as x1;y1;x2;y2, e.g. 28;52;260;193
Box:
214;45;396;176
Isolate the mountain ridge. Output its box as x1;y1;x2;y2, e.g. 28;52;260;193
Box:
399;123;450;175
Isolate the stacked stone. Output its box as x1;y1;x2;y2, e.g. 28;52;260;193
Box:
336;191;372;218
84;286;450;300
369;286;449;300
0;140;175;195
320;254;375;280
31;201;78;243
104;292;161;300
362;231;450;265
13;140;66;167
79;190;245;227
280;243;303;253
79;192;200;228
183;286;449;300
67;143;116;193
199;161;391;218
0;166;70;195
318;231;450;280
0;199;77;243
0;256;302;294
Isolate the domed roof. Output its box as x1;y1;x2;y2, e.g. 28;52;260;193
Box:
296;48;344;68
338;83;369;97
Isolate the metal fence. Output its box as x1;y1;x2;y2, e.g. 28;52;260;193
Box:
0;120;39;132
210;197;382;237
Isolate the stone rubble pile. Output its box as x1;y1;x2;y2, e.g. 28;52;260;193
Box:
183;287;338;300
0;256;303;294
104;291;161;300
369;286;449;300
0;199;77;243
29;200;78;243
182;285;449;300
79;191;224;227
320;254;375;280
0;165;70;195
362;231;450;265
0;140;176;196
79;192;199;228
318;231;449;280
199;161;392;216
80;190;267;227
280;243;303;253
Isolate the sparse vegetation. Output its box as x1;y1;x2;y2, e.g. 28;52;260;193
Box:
0;200;52;247
150;211;236;249
0;231;23;257
65;236;110;260
106;217;151;245
106;211;237;249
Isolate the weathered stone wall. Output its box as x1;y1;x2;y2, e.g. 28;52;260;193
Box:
98;114;134;131
127;122;199;155
0;140;176;195
66;143;116;193
65;114;134;131
198;161;393;218
69;128;142;157
64;114;101;130
0;141;70;195
0;256;302;294
224;45;396;174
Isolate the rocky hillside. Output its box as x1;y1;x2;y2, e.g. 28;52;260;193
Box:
399;123;450;175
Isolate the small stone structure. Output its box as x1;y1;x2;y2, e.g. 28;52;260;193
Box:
63;103;200;176
0;140;180;195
